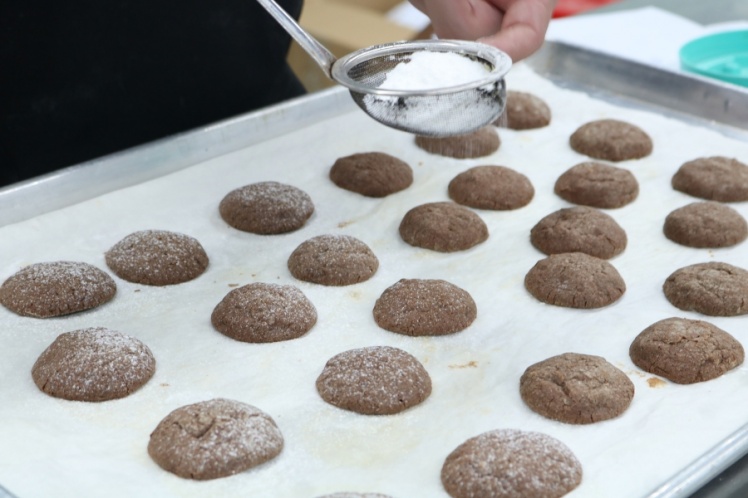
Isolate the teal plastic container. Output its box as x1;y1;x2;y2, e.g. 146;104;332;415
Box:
679;30;748;87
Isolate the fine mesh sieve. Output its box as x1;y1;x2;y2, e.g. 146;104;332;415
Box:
257;0;512;137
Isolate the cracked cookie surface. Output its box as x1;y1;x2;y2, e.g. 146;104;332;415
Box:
520;352;634;424
630;317;744;384
148;398;283;480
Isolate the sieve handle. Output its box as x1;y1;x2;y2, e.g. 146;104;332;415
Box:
256;0;337;77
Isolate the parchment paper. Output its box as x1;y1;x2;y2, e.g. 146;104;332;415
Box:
1;63;748;498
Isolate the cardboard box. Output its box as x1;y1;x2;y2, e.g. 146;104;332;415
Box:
288;0;431;92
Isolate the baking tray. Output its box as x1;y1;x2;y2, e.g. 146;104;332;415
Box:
1;42;748;498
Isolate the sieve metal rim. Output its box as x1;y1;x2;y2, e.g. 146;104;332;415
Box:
330;39;513;97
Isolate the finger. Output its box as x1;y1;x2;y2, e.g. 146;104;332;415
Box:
479;0;556;61
414;0;504;40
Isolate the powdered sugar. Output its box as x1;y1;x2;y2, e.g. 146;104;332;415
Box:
377;51;491;91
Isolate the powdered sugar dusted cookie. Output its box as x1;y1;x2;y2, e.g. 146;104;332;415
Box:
211;283;317;343
219;181;314;234
288;234;378;286
32;327;155;401
105;229;209;286
373;279;477;336
148;398;283;480
441;429;582;498
0;261;116;318
316;346;431;415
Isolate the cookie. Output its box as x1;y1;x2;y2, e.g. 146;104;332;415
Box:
630;317;744;384
0;261;116;318
373;279;477;336
316;346;432;415
105;230;209;286
663;262;748;316
399;202;488;252
148;398;283;480
530;206;627;259
288;234;379;286
663;201;748;248
441;429;583;498
415;127;500;159
520;352;634;424
448;165;534;210
330;152;413;197
524;252;626;309
497;90;552;130
211;283;317;343
219;181;314;234
672;156;748;202
570;119;653;162
554;161;639;209
31;327;155;402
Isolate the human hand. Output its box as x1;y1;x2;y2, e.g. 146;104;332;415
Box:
408;0;557;62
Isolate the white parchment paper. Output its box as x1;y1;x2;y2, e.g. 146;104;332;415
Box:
1;63;748;498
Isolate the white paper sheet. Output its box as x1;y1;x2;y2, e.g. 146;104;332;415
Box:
546;6;748;74
1;63;748;498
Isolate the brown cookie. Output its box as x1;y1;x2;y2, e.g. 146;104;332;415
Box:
520;352;634;424
211;283;317;343
219;181;314;234
498;90;552;130
330;152;413;197
105;230;209;286
672;156;748;202
0;261;116;318
663;201;748;248
288;234;379;286
373;279;477;336
399;202;488;252
663;262;748;316
316;346;432;415
554;161;639;209
530;206;627;259
415;127;500;159
441;429;583;498
630;317;744;384
31;327;155;402
524;252;626;309
148;398;283;480
570;119;653;162
448;165;534;210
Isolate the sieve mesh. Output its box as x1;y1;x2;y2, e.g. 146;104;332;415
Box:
331;40;512;137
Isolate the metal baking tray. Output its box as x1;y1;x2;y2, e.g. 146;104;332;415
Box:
2;41;748;498
526;41;748;498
